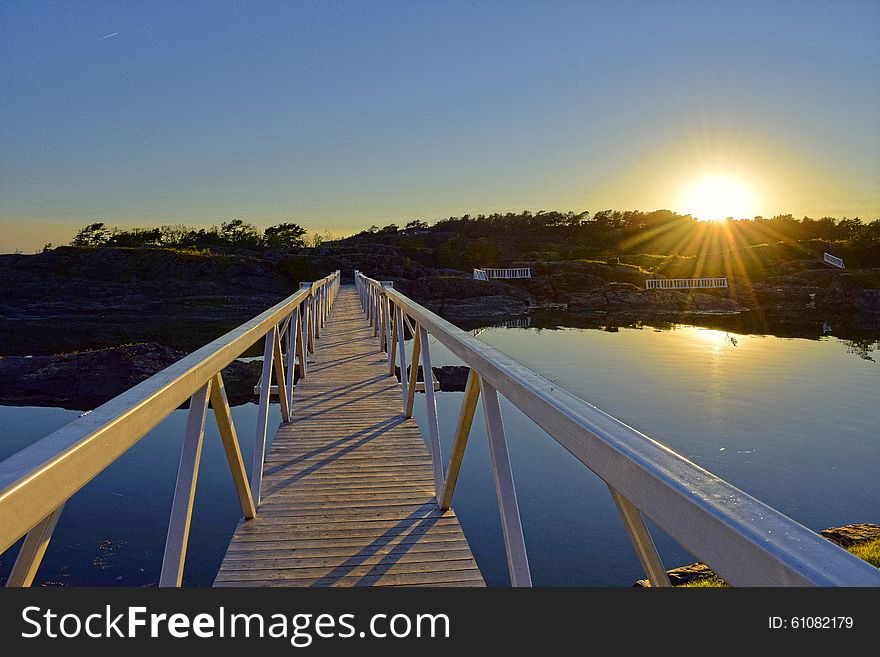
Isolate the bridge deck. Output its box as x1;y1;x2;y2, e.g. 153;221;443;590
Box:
214;286;484;587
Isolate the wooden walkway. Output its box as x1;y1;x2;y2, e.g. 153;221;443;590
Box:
214;286;484;587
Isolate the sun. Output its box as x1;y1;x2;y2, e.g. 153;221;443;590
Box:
681;175;757;222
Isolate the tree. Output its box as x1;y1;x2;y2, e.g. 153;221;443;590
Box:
405;219;428;231
263;222;307;248
465;237;501;268
437;234;501;269
437;234;467;268
71;222;109;246
307;230;332;248
219;219;260;248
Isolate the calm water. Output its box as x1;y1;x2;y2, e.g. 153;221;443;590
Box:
1;325;877;586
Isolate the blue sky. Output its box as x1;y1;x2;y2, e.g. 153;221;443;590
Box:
2;0;879;251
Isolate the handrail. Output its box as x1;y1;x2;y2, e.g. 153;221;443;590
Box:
645;277;728;290
355;270;880;587
0;270;341;586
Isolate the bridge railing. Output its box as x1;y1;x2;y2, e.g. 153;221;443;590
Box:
0;271;340;587
645;277;728;290
473;268;489;281
355;271;879;587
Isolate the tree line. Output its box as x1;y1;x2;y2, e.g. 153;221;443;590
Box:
344;209;879;267
68;220;330;250
351;210;876;243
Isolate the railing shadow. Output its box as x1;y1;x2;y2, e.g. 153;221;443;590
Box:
260;415;407;495
310;505;444;586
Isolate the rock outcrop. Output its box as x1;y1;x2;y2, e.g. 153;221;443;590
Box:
0;343;264;410
393;365;470;391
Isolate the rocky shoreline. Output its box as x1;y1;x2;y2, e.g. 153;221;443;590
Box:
1;246;878;410
0;343;265;410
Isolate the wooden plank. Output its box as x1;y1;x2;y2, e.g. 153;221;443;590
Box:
215;286;484;587
224;537;473;556
220;550;480;571
216;569;484;587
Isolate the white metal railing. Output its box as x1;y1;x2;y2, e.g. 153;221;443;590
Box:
355;270;880;587
0;271;340;587
478;267;531;279
823;253;845;269
645;277;728;290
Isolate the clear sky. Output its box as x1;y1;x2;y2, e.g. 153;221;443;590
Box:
2;0;879;252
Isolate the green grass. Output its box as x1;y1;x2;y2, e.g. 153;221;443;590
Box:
612;254;671;272
679;576;729;588
847;538;880;567
675;538;880;587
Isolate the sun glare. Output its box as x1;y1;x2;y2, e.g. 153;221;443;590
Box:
681;175;757;222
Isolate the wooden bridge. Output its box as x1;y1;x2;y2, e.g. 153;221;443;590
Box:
2;270;878;589
214;288;483;587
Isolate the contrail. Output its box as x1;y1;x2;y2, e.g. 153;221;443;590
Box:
98;32;119;40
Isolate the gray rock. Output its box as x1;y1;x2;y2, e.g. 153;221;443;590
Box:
0;342;264;410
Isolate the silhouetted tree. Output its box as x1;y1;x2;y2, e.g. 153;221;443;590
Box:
219;219;260;248
71;223;110;246
263;222;306;248
405;219;429;231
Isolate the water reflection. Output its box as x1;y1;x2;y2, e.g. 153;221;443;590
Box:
412;315;879;585
464;312;880;365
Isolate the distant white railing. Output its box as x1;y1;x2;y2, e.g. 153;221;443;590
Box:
823;253;845;269
355;270;880;588
477;267;531;279
645;277;728;290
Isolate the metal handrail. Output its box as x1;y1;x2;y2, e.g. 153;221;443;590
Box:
0;271;341;586
479;267;532;279
355;270;880;587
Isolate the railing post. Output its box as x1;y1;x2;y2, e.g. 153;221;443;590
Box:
374;291;381;338
438;369;480;511
388;298;398;376
405;324;422;417
272;325;291;422
5;504;65;587
480;378;532;587
209;373;256;520
609;486;671;587
250;327;276;507
297;302;308;378
312;291;321;340
418;326;445;497
382;293;393;356
395;305;409;411
159;379;212;587
439;369;481;510
286;308;297;409
308;296;316;351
